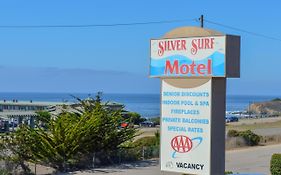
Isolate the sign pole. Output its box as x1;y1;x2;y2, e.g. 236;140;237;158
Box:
200;15;204;28
210;77;226;174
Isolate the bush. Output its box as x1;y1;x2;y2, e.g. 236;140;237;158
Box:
151;117;160;125
271;154;281;175
227;129;261;146
272;98;281;101
227;130;239;137
124;112;146;125
238;130;261;146
0;169;11;175
225;171;233;174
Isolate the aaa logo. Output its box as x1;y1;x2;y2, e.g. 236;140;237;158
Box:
170;135;203;158
171;135;193;153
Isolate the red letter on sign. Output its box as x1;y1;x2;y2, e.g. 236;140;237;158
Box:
158;41;164;56
197;64;206;75
165;60;179;74
207;59;212;75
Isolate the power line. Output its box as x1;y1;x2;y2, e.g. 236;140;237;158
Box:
0;18;196;29
2;16;281;43
203;19;281;42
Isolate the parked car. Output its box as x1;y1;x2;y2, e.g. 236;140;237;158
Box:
0;120;9;132
225;117;231;123
120;122;129;128
9;122;18;128
139;121;155;127
225;116;239;123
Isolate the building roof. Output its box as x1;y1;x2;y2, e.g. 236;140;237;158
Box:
0;101;69;106
0;111;37;119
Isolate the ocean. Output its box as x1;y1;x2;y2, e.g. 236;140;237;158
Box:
0;92;278;118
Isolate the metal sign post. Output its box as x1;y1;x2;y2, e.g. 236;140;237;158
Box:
149;27;240;175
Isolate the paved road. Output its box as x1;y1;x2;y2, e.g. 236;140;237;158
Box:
226;144;281;174
65;144;281;175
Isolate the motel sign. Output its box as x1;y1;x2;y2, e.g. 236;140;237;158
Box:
150;26;240;175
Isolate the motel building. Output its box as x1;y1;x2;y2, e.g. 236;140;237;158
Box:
0;100;65;131
0;98;125;132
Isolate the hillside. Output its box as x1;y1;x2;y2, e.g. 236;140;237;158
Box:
250;100;281;115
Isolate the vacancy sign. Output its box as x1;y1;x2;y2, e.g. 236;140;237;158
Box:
161;78;211;174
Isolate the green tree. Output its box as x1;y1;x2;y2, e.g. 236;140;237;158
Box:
125;112;145;125
0;128;34;174
151;117;160;125
35;110;51;129
36;111;51;123
1;94;137;172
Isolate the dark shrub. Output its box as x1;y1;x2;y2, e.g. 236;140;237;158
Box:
271;154;281;175
238;130;261;146
227;130;239;137
271;98;281;101
151;117;160;125
227;129;261;146
124;112;146;125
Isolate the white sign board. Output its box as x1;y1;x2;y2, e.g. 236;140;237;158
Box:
150;36;226;77
161;78;211;174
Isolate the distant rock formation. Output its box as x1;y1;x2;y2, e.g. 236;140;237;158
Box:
250;100;281;115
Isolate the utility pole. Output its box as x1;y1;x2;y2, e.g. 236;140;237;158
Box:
199;15;204;28
248;101;252;118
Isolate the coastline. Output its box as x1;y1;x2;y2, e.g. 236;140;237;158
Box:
0;93;280;117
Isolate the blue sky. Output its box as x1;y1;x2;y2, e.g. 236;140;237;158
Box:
0;0;281;95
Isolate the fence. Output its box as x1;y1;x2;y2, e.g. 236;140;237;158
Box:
92;145;160;167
